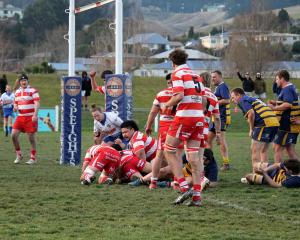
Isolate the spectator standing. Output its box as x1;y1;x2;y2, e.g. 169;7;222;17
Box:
254;72;267;100
81;71;92;111
237;71;254;96
0;74;7;94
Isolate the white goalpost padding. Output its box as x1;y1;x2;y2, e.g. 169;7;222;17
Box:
67;0;123;76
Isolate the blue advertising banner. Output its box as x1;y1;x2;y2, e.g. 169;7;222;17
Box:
60;77;81;166
105;74;132;121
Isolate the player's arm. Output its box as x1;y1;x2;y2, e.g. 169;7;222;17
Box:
32;99;40;122
145;104;160;136
90;71;98;91
245;109;255;137
262;170;282;188
165;92;184;108
134;148;147;161
213;113;221;144
269;102;292;111
218;98;230;106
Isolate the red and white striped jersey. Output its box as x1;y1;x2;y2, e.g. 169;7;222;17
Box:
204;87;220;120
153;87;174;128
83;145;103;165
14;86;40;116
120;150;134;166
97;85;106;94
129;131;157;161
171;64;205;124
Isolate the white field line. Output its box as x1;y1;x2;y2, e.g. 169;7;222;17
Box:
205;196;300;225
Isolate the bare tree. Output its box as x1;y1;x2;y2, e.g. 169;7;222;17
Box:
0;32;14;71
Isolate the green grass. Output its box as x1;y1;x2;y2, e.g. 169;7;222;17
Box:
1;132;300;240
1;73;300;239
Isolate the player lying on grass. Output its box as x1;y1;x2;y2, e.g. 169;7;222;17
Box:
80;144;122;185
128;148;217;190
244;159;300;188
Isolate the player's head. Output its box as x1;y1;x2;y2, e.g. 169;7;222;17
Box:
200;72;211;88
283;159;300;175
256;72;261;78
203;148;214;165
169;49;188;68
120;120;139;140
231;88;245;104
5;85;11;93
276;70;290;87
111;144;123;152
91;104;103;121
18;74;29;88
245;72;249;78
101;70;113;80
165;73;172;87
82;71;87;78
211;70;222;86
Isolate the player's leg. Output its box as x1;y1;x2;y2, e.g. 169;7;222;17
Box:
251;140;261;172
149;149;164;189
219;131;230;170
164;134;188;193
245;173;263;185
12;129;22;163
8;114;13;135
207;131;215;149
3;116;8;136
186;140;203;206
259;142;270;163
273;143;284;163
26;133;37;164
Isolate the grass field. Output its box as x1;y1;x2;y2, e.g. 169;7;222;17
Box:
1;73;300;239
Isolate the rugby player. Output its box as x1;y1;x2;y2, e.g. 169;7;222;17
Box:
0;85;14;136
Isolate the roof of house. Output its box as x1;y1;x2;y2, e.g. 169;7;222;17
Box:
151;48;219;60
142;60;223;70
262;61;300;71
49;63;87;71
125;33;169;45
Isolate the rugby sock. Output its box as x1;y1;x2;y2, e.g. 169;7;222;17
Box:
172;176;179;190
9;126;12;134
149;177;158;189
223;157;229;165
5;126;8;136
30;149;36;160
178;177;189;193
192;184;201;202
16;148;22;157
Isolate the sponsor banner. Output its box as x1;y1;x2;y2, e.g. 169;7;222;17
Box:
105;74;132;121
60;77;81;166
38;109;56;132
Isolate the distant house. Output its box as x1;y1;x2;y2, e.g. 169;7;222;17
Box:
150;48;219;61
48;58;99;74
199;32;230;50
125;33;170;52
255;33;300;46
200;31;300;50
201;4;225;12
0;2;23;19
169;41;184;49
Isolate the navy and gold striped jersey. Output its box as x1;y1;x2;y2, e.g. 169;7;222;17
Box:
274;83;300;133
238;95;279;127
214;82;231;124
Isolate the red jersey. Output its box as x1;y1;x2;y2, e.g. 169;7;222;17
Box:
129;131;157;161
97;85;106;94
171;64;205;125
204;87;220;121
14;86;40;116
153;87;175;129
89;145;121;173
83;145;102;166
